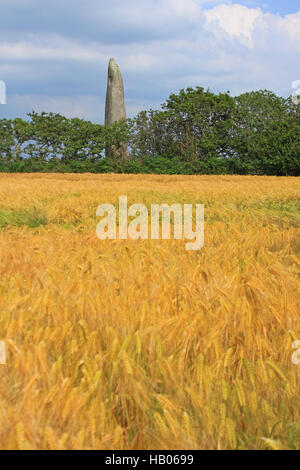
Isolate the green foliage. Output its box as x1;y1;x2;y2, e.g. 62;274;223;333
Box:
231;90;300;175
0;87;299;175
128;87;235;164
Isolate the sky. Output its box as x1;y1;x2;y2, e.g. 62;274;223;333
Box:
0;0;300;122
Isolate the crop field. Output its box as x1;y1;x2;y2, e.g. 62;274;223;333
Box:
0;173;299;450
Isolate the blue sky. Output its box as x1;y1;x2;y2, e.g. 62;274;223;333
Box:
204;1;300;16
0;0;300;122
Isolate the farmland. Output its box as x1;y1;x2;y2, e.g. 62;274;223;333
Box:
0;173;299;450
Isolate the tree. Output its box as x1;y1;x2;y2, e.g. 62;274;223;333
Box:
231;90;300;175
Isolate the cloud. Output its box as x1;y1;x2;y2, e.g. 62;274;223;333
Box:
204;4;262;45
0;1;300;122
0;0;206;44
0;36;104;62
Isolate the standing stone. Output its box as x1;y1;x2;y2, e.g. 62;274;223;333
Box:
105;58;127;159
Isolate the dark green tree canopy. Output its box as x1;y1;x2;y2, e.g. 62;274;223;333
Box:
0;87;299;175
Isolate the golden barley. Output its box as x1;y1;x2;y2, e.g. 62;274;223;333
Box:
0;173;299;449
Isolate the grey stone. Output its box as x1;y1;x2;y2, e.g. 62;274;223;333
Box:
105;58;126;125
105;58;128;159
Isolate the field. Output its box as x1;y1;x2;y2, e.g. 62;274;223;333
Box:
0;173;299;450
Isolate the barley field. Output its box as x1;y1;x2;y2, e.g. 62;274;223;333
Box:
0;173;299;450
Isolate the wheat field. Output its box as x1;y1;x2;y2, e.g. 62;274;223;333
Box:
0;173;299;450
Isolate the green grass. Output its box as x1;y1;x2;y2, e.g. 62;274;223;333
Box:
0;209;48;229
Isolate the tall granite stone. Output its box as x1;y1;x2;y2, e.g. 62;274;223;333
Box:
105;58;127;159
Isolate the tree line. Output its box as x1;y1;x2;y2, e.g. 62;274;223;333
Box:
0;88;299;175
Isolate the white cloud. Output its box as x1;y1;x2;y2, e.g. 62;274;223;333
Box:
1;1;300;122
254;10;300;50
204;5;300;51
204;4;262;46
0;35;106;61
